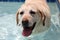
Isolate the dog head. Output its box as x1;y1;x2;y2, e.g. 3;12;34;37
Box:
16;4;46;37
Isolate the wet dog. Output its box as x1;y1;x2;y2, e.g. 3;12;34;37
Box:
16;0;51;37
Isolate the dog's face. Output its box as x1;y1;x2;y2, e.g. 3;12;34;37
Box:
16;5;45;37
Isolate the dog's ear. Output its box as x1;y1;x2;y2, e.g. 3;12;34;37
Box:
39;11;46;26
16;11;19;25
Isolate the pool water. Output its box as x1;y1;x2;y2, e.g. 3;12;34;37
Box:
0;2;60;40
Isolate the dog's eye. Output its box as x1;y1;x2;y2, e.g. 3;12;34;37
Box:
20;11;24;15
30;10;36;14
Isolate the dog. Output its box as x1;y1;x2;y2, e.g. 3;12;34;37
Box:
16;0;51;38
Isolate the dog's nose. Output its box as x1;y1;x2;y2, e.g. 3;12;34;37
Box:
22;20;29;27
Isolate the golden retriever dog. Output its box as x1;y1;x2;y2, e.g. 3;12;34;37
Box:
16;0;51;37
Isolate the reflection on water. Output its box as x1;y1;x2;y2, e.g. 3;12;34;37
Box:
0;2;60;40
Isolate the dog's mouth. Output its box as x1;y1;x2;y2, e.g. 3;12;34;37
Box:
22;22;36;37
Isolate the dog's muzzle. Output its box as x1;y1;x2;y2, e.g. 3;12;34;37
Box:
22;20;36;37
22;20;29;27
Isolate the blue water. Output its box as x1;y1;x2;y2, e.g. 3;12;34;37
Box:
0;2;60;40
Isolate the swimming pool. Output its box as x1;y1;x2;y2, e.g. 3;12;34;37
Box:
0;2;60;40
